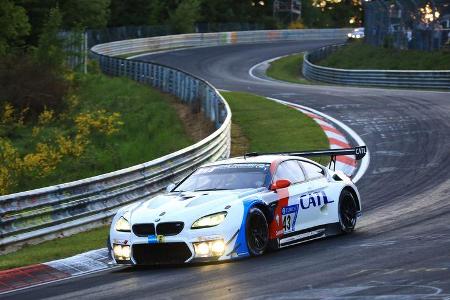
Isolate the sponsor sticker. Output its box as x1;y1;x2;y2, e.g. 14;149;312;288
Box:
148;235;165;244
281;204;299;233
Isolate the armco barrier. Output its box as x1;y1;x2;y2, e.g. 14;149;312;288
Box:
303;44;450;89
0;29;349;253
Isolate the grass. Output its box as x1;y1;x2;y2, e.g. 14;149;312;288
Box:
318;41;450;70
9;73;193;193
0;91;328;270
221;91;328;155
266;53;311;84
0;226;109;270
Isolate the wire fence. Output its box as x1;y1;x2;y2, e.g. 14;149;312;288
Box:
364;0;450;51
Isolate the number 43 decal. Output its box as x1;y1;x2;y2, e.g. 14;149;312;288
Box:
281;204;299;233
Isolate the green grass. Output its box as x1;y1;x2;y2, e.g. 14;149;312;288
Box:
318;41;450;70
10;73;192;193
0;91;328;270
222;91;328;154
0;226;109;270
266;53;311;84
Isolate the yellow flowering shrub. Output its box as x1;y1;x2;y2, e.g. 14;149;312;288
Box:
22;143;62;176
0;138;21;194
38;108;54;125
0;102;124;194
75;110;123;136
1;103;15;124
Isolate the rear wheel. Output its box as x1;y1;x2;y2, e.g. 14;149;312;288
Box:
338;190;358;233
246;207;269;256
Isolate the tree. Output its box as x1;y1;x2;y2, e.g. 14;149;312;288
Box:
34;6;65;71
0;0;30;56
169;0;201;33
59;0;110;29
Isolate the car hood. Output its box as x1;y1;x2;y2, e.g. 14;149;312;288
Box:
128;188;266;224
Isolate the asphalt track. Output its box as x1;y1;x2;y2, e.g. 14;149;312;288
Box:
5;40;450;299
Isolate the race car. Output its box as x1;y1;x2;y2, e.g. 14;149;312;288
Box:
109;146;367;265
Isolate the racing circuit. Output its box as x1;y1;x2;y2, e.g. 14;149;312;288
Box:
4;39;450;299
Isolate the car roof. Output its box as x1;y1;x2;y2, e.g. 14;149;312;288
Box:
202;155;319;167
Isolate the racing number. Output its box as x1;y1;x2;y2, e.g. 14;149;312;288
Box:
281;204;298;234
283;215;291;231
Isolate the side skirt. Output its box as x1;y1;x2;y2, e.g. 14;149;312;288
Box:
279;225;330;248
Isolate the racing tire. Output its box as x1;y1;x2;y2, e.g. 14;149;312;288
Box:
338;190;358;234
246;207;269;256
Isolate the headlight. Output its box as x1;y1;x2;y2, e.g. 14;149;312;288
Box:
347;33;352;37
191;212;227;229
115;216;131;232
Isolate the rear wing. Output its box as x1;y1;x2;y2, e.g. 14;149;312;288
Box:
244;146;367;171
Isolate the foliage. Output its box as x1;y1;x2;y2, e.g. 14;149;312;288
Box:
0;55;69;115
58;0;110;29
317;41;450;70
17;0;110;45
0;73;192;195
288;21;306;29
0;0;30;56
169;0;201;33
34;7;65;71
0;100;123;194
301;0;362;28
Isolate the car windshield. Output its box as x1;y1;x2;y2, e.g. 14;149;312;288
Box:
174;163;270;192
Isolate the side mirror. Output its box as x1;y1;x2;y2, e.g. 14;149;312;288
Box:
270;179;291;191
166;183;176;193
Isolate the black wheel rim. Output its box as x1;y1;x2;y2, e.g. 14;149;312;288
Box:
248;213;268;253
340;196;357;229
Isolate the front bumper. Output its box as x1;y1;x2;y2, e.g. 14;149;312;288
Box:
111;232;240;265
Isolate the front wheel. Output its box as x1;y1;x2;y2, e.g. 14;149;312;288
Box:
246;207;269;256
338;190;358;233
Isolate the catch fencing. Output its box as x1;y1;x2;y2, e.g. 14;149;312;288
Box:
0;29;348;253
303;44;450;89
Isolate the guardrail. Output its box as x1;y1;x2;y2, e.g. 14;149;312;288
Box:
303;44;450;89
0;29;349;254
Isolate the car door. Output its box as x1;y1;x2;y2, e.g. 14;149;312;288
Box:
272;160;311;234
298;160;337;227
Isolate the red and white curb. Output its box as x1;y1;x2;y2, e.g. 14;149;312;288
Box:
267;97;370;183
0;248;114;295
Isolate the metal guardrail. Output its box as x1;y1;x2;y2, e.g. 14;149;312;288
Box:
303;44;450;89
0;29;349;253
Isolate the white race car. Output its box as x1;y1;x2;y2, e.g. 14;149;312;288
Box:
109;147;366;265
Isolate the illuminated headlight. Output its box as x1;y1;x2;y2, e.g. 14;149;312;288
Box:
347;33;352;37
115;216;131;232
356;34;361;38
191;212;227;229
113;244;131;260
193;239;225;257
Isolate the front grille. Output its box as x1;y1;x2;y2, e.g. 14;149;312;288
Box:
156;222;184;236
132;243;192;264
132;223;155;237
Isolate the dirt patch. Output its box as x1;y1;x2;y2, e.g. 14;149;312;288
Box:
230;122;250;157
168;98;216;142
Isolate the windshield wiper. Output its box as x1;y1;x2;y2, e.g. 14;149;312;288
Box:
193;188;229;192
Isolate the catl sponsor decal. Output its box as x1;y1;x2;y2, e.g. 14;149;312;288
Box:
299;191;332;210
